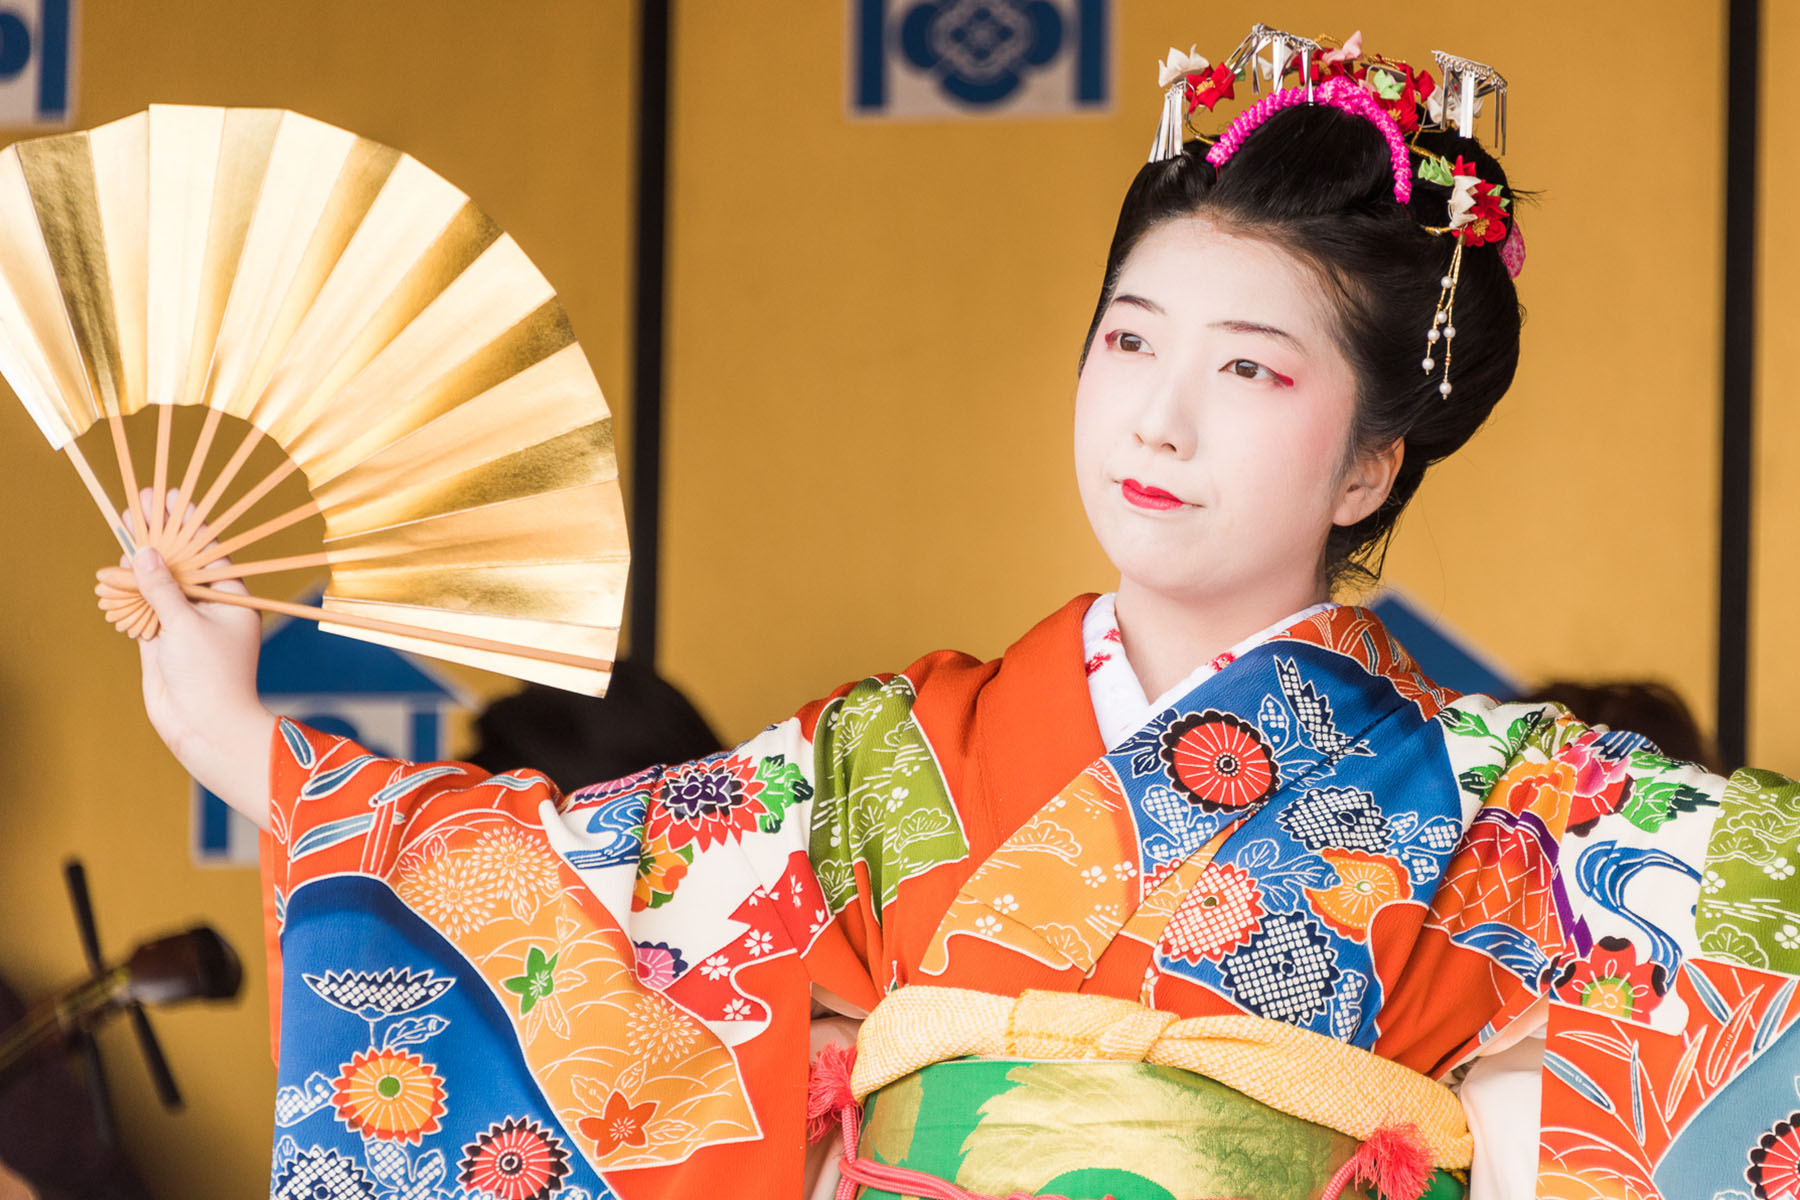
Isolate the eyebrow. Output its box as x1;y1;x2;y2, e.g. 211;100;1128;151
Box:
1111;293;1165;315
1210;319;1301;349
1111;295;1304;351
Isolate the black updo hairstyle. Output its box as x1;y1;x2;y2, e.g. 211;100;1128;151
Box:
1080;104;1524;589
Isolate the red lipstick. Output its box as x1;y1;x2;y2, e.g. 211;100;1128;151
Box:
1121;478;1184;511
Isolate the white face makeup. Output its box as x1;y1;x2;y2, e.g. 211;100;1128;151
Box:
1073;216;1394;617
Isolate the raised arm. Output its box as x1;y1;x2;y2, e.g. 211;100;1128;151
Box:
126;496;276;828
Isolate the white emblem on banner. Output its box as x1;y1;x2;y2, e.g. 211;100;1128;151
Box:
851;0;1110;118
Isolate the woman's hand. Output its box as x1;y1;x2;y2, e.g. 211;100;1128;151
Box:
128;490;276;829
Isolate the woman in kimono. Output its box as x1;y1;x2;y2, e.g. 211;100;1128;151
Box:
124;27;1800;1200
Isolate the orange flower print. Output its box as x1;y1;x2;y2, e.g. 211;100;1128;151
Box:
1305;850;1411;940
632;833;693;911
1491;758;1577;830
330;1048;447;1144
578;1089;657;1155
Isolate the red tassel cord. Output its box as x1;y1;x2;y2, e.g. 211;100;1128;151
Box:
1319;1123;1435;1200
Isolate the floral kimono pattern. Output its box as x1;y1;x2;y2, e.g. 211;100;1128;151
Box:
260;597;1800;1200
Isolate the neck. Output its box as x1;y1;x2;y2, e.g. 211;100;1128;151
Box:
1113;577;1328;699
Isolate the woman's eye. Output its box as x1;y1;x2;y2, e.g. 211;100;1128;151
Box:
1107;331;1149;354
1225;358;1281;382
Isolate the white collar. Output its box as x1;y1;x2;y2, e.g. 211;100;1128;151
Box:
1081;593;1338;751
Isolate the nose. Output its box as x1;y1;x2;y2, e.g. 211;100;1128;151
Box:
1130;376;1197;459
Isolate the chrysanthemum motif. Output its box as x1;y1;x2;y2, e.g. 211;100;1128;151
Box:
1218;912;1341;1025
633;941;689;990
396;850;496;940
329;1048;447;1144
1162;863;1266;963
1749;1111;1800;1200
469;826;564;917
302;967;452;1020
643;755;770;851
1159;711;1277;811
272;1146;378;1200
624;993;701;1063
1277;786;1390;852
458;1117;570;1200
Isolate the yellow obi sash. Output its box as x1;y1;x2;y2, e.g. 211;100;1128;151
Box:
852;987;1473;1172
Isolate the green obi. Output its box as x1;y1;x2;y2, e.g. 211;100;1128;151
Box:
855;1058;1467;1200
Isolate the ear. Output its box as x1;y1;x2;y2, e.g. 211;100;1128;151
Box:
1332;437;1404;527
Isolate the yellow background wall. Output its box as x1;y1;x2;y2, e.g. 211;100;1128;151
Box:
0;2;1762;1197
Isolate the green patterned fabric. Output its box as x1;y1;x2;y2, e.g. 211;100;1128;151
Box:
810;675;969;915
1697;767;1800;974
856;1058;1467;1200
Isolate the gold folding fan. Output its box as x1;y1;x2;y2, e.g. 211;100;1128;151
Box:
0;105;626;694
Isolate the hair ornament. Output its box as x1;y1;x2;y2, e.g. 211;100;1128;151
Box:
1222;24;1324;98
1499;220;1526;279
1428;50;1508;154
1206;77;1412;203
1146;23;1519;397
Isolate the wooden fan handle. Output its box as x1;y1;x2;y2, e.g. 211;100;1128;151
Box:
182;584;615;674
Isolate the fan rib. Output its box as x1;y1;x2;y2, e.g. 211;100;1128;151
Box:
182;551;332;584
211;492;320;563
195;454;301;551
167;423;263;560
106;410;145;542
61;442;132;551
173;404;226;523
150;401;172;541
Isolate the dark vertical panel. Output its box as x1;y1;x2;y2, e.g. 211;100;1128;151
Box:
630;0;671;667
37;0;69;118
855;0;887;109
1075;0;1105;104
1718;0;1760;770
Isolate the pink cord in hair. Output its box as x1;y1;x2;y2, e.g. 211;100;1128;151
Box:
1205;76;1413;204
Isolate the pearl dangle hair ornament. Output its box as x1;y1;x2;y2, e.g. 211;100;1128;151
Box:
1143;23;1516;404
1423;242;1464;396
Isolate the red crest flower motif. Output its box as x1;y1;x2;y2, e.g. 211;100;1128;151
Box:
578;1089;658;1156
1184;63;1236;112
1160;711;1278;810
1747;1111;1800;1200
329;1048;446;1144
1545;935;1668;1020
644;755;769;851
457;1117;570;1200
